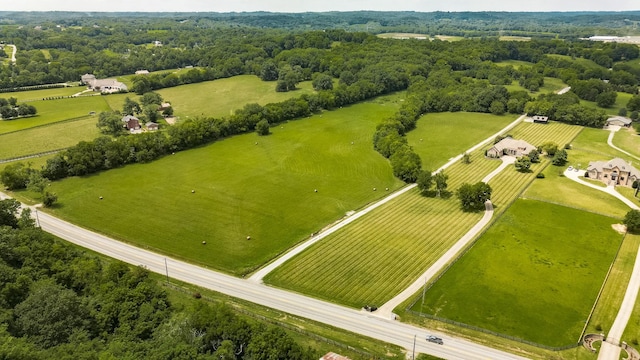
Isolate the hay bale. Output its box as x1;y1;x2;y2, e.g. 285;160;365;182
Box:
246;236;251;240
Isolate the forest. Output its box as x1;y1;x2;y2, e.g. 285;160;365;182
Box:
0;198;316;359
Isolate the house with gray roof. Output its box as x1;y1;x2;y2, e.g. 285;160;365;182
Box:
586;158;639;187
486;137;536;158
605;116;632;127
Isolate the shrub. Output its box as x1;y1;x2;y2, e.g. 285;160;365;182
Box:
536;173;545;179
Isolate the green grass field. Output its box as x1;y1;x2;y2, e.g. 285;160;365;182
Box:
504;77;567;95
0;96;110;134
623;236;640;344
611;127;640;159
265;121;581;308
102;75;315;120
36;98;405;275
406;112;515;171
413;199;623;347
591;233;640;340
158;75;315;118
495;60;534;69
4;86;82;102
0;117;100;160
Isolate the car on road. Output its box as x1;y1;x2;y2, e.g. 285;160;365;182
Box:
363;304;378;312
426;335;443;345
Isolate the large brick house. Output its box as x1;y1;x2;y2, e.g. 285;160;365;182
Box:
586;158;639;187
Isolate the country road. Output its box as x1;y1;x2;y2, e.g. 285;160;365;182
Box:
17;207;526;360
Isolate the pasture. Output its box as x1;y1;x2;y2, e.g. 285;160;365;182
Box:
41;98;405;275
495;59;534;69
265;120;580;308
0;96;110;134
413;199;623;347
406;112;515;171
0;117;100;160
504;77;567;95
101;75;315;120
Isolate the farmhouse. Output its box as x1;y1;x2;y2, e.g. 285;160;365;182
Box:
586;158;639;187
122;115;141;131
532;115;548;124
80;73;128;93
146;122;159;131
487;138;536;158
605;116;632;127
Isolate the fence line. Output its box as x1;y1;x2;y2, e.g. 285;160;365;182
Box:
0;148;67;164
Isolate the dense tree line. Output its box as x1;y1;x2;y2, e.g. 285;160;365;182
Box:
0;202;316;359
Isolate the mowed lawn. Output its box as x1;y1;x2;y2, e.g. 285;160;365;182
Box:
612;127;640;159
265;120;581;308
43;100;405;275
414;199;623;347
0;117;100;159
0;96;110;134
406;112;515;171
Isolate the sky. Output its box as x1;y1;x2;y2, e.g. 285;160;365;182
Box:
4;0;639;13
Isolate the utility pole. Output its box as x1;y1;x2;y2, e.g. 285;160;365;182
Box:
164;258;169;284
412;334;416;360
